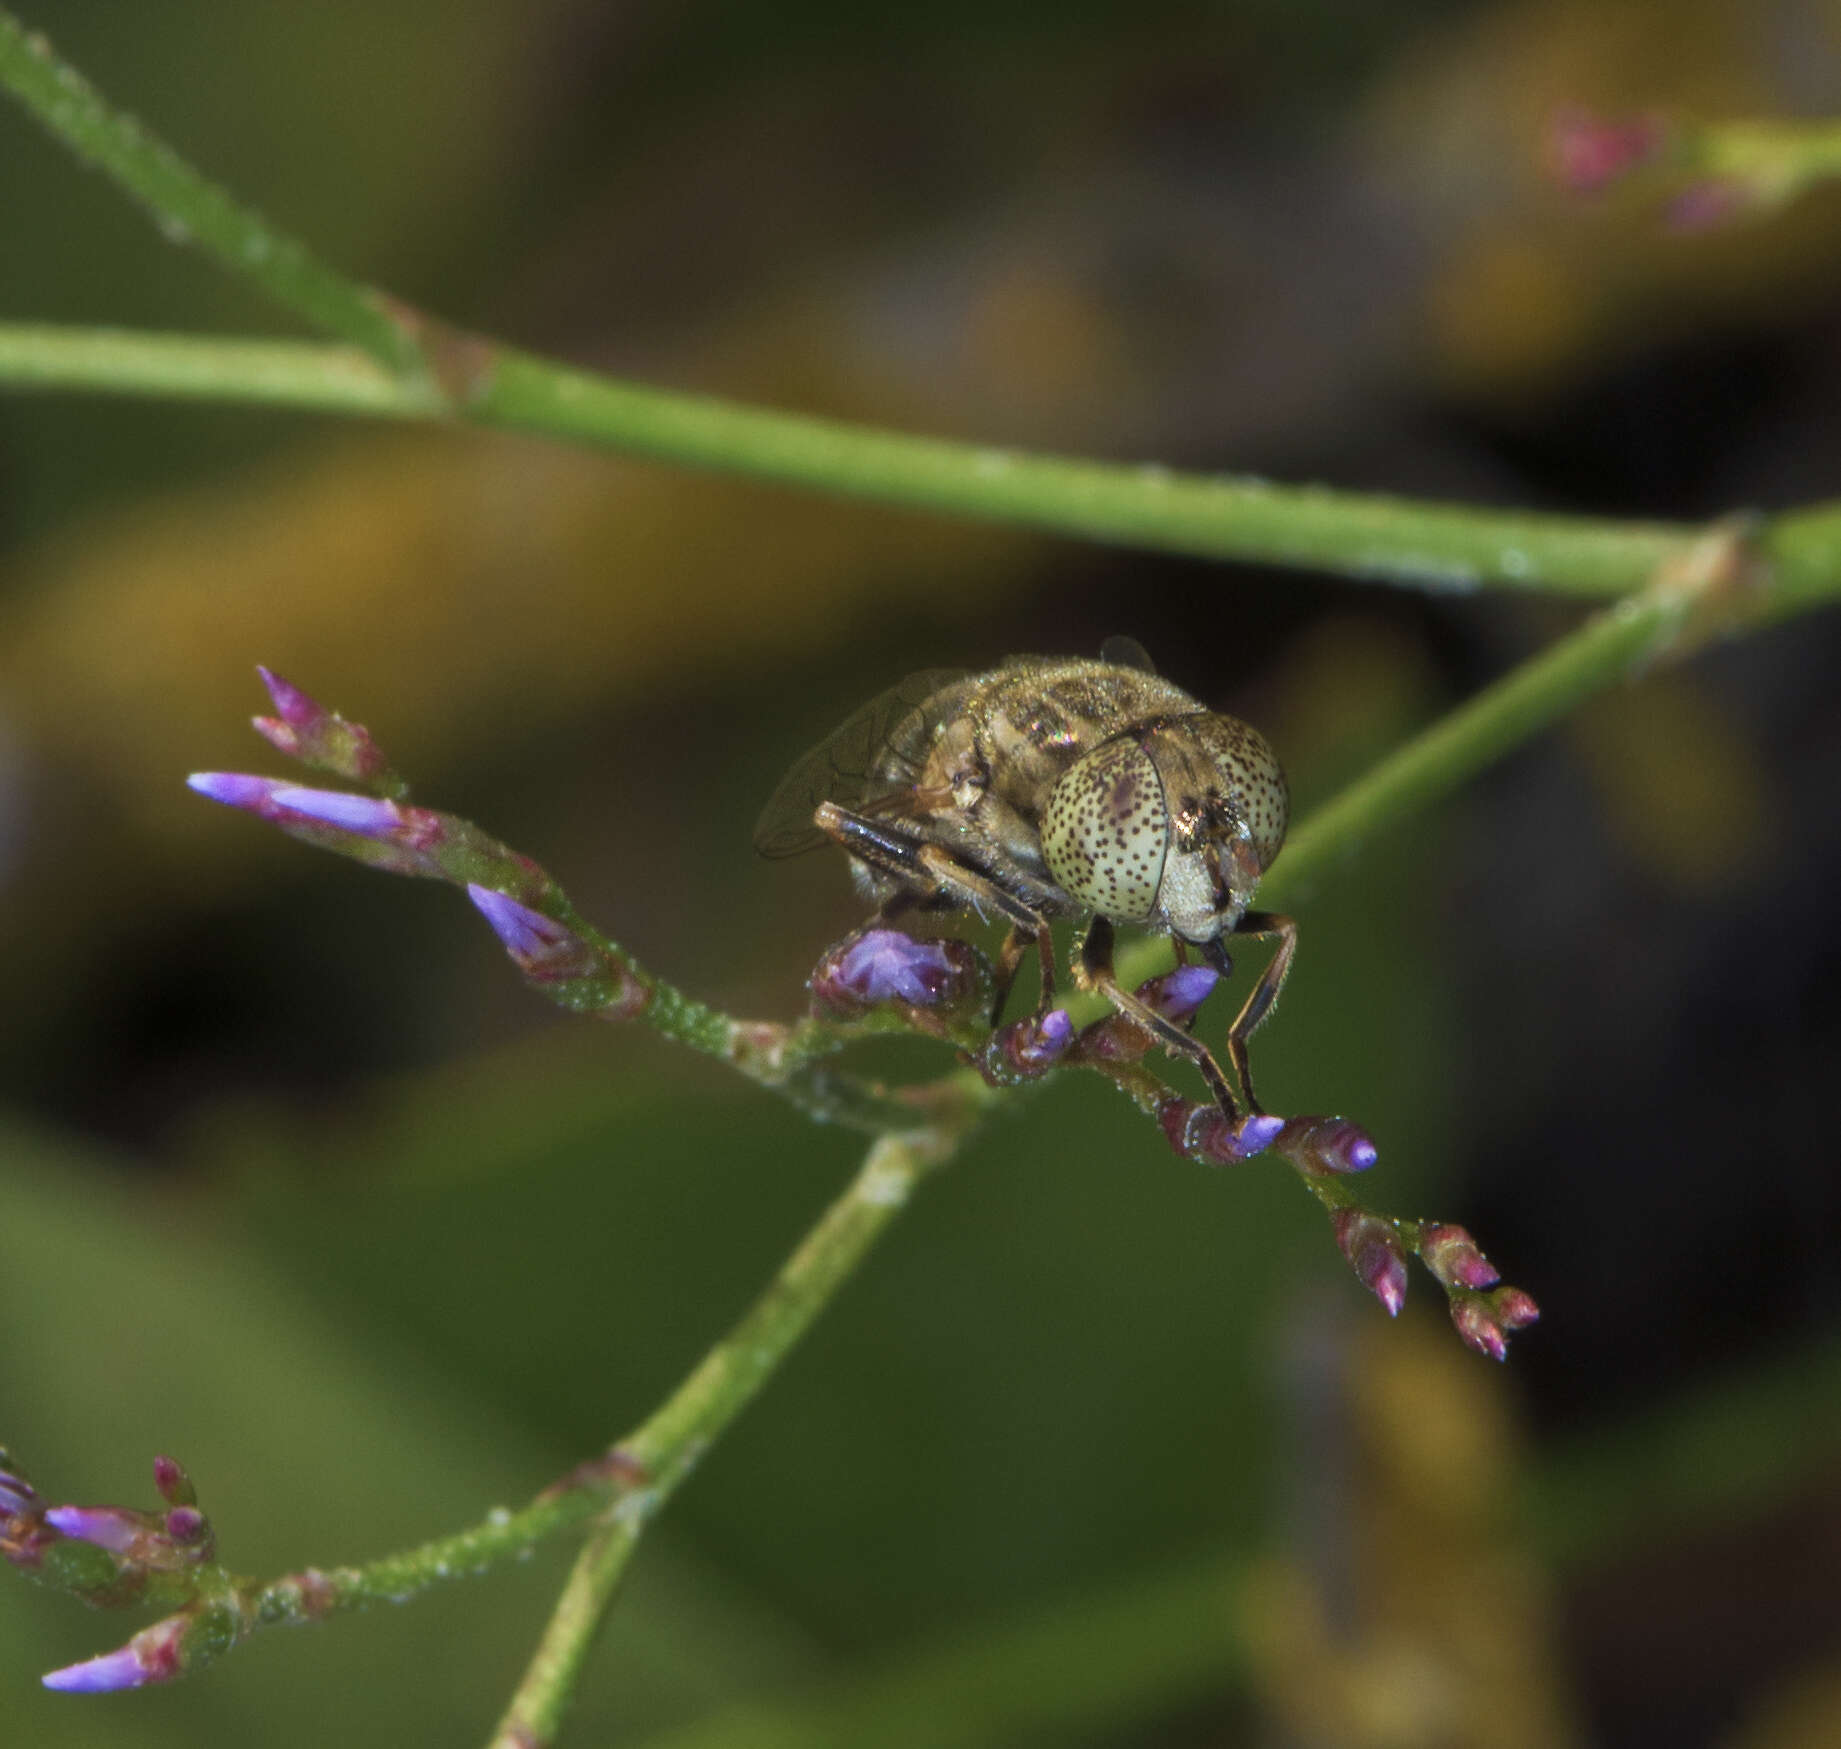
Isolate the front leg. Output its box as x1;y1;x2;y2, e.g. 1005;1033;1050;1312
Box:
1212;912;1296;1116
1080;916;1243;1120
814;802;1058;1018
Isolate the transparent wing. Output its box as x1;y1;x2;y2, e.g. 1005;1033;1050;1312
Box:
753;668;969;858
1099;634;1158;674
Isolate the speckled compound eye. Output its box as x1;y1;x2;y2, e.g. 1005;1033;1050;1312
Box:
1192;716;1288;873
1041;735;1168;922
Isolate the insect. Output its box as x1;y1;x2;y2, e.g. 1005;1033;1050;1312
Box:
755;638;1295;1121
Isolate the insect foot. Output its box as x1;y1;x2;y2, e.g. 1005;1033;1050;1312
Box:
1157;1097;1286;1163
1074;964;1221;1064
808;929;987;1019
980;1008;1075;1085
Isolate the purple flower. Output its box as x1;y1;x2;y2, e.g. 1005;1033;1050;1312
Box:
43;1613;188;1694
467;885;598;978
1138;964;1218;1026
811;930;979;1013
1451;1296;1508;1362
988;1008;1075;1078
1157;1099;1284;1164
42;1644;150;1695
266;785;401;837
44;1505;144;1555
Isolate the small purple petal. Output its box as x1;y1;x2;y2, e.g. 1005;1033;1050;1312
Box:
43;1645;150;1694
821;930;971;1008
0;1470;38;1516
268;786;400;837
1236;1113;1285;1154
44;1505;142;1554
164;1507;207;1545
187;771;283;811
468;885;564;960
256;666;326;731
990;1008;1075;1077
1140;964;1219;1025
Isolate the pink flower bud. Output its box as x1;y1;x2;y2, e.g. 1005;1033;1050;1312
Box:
1278;1115;1378;1174
151;1456;194;1509
1419;1222;1500;1290
1493;1287;1541;1331
1450;1295;1508;1361
1332;1209;1409;1317
1549;108;1667;193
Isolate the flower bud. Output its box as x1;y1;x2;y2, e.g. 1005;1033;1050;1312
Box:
43;1610;190;1694
1418;1222;1500;1291
985;1008;1074;1080
1277;1115;1378;1174
809;930;983;1016
1157;1098;1284;1164
252;667;403;795
187;774;445;877
1331;1208;1409;1318
151;1456;195;1509
1450;1295;1508;1362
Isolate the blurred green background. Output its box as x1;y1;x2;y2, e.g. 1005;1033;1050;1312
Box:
3;1;1840;1744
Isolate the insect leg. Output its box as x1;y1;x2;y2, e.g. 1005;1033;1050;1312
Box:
1218;911;1297;1115
910;843;1057;1011
1081;916;1243;1120
814;804;1059;1013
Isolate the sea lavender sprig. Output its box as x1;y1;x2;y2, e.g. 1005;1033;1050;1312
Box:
188;670;965;1129
189;668;1538;1355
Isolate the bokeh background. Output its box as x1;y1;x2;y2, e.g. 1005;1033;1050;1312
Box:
3;2;1841;1744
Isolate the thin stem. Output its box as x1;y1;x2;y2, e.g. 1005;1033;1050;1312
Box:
486;1128;948;1748
0;325;441;415
0;321;1697;597
485;1520;630;1749
0;13;421;371
252;1130;950;1660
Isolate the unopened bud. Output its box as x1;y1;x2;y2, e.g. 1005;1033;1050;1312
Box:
253;667;403;795
1451;1296;1506;1361
1139;964;1218;1027
1158;1098;1284;1164
187;774;444;876
985;1008;1074;1080
151;1456;194;1509
1332;1208;1409;1318
1277;1115;1378;1174
1419;1222;1500;1290
1493;1286;1541;1331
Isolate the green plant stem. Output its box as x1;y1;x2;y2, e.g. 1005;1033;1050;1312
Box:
487;1126;946;1747
243;1130;948;1731
0;320;1697;595
0;14;422;371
